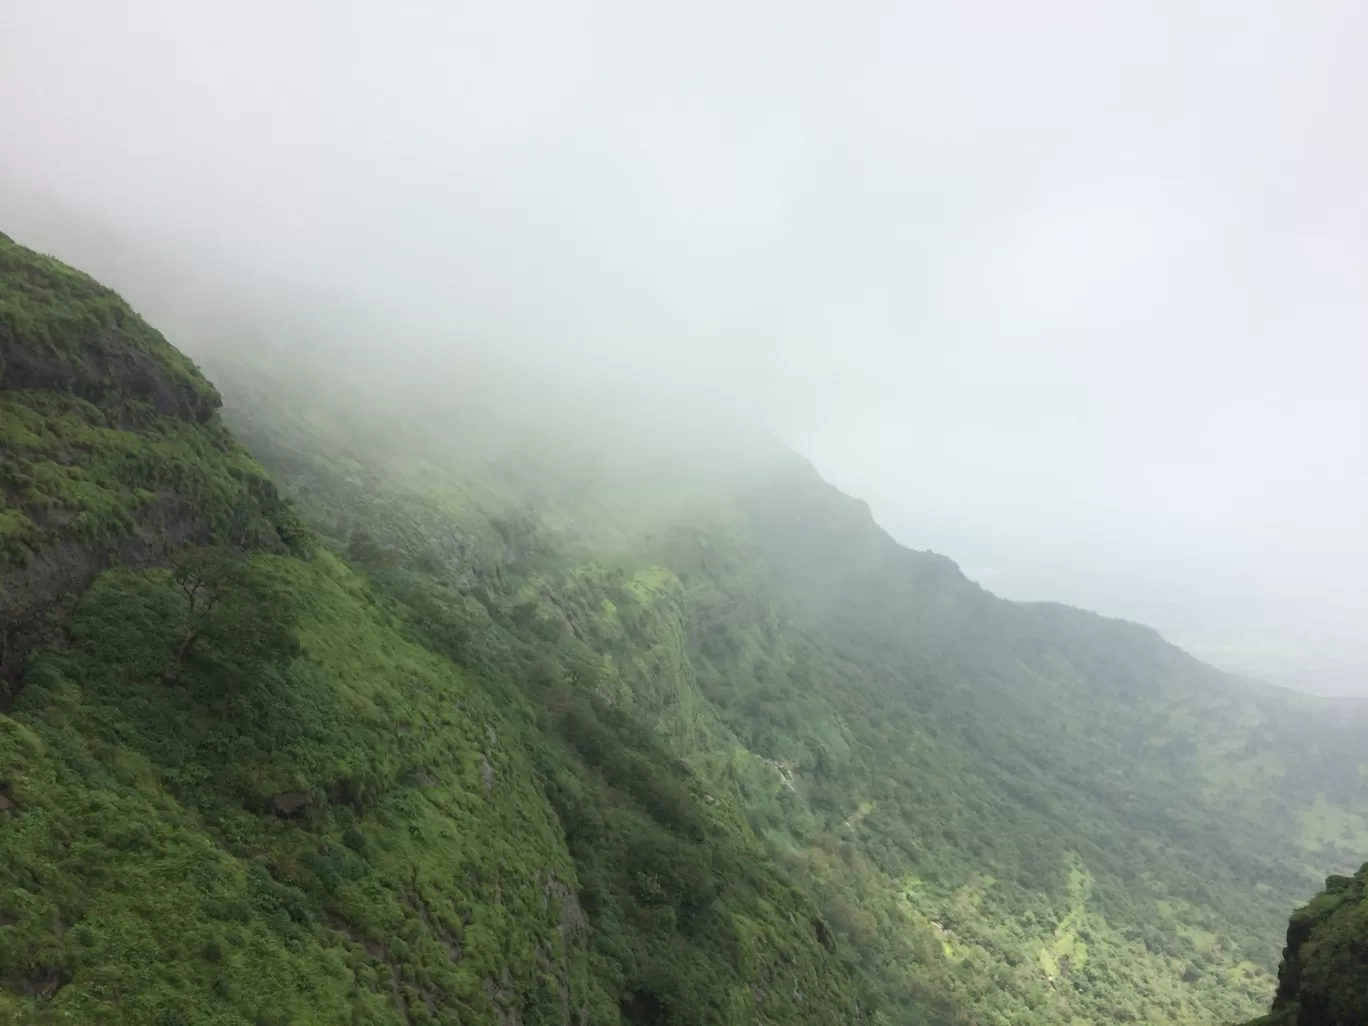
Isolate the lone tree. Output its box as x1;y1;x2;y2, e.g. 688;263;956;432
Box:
173;546;227;666
168;546;300;682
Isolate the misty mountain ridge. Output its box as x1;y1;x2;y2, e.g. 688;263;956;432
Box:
6;191;1362;703
3;226;1367;1025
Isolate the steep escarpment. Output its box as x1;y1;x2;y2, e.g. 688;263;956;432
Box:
1242;863;1368;1025
0;235;870;1026
0;232;300;689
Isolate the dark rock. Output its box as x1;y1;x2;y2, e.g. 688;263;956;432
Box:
0;307;219;425
543;873;587;937
327;777;365;811
270;791;311;817
441;925;463;962
21;966;69;998
814;917;833;948
0;492;212;697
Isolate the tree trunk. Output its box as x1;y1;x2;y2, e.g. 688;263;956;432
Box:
176;628;198;665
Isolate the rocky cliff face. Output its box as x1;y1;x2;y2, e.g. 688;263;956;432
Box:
1243;864;1368;1026
0;229;219;421
0;231;291;691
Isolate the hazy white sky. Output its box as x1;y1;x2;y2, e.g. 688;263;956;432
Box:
2;1;1365;689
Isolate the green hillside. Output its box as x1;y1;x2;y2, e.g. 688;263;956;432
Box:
2;228;1367;1025
1241;862;1368;1025
0;232;869;1025
206;342;1368;1026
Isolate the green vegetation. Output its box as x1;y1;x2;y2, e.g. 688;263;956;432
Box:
3;231;1368;1024
0;230;297;624
1241;862;1368;1025
0;235;867;1024
0;387;286;568
1;546;873;1025
0;230;216;420
208;340;1368;1026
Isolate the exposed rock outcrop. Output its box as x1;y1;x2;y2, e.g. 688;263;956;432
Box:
0;323;219;424
0;235;220;423
1241;864;1368;1026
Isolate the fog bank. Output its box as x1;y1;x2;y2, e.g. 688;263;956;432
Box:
3;0;1365;690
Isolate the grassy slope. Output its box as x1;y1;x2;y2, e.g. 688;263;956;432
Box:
204;339;1368;1026
0;233;251;567
0;236;870;1026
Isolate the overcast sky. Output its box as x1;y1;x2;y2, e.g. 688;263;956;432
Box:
3;1;1365;690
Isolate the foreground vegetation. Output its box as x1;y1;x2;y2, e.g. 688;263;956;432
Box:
1241;862;1368;1025
3;227;1367;1024
1;232;870;1024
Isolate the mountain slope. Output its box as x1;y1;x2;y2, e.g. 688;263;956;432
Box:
4;227;1368;1026
0;233;871;1025
0;229;307;687
199;330;1368;1024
